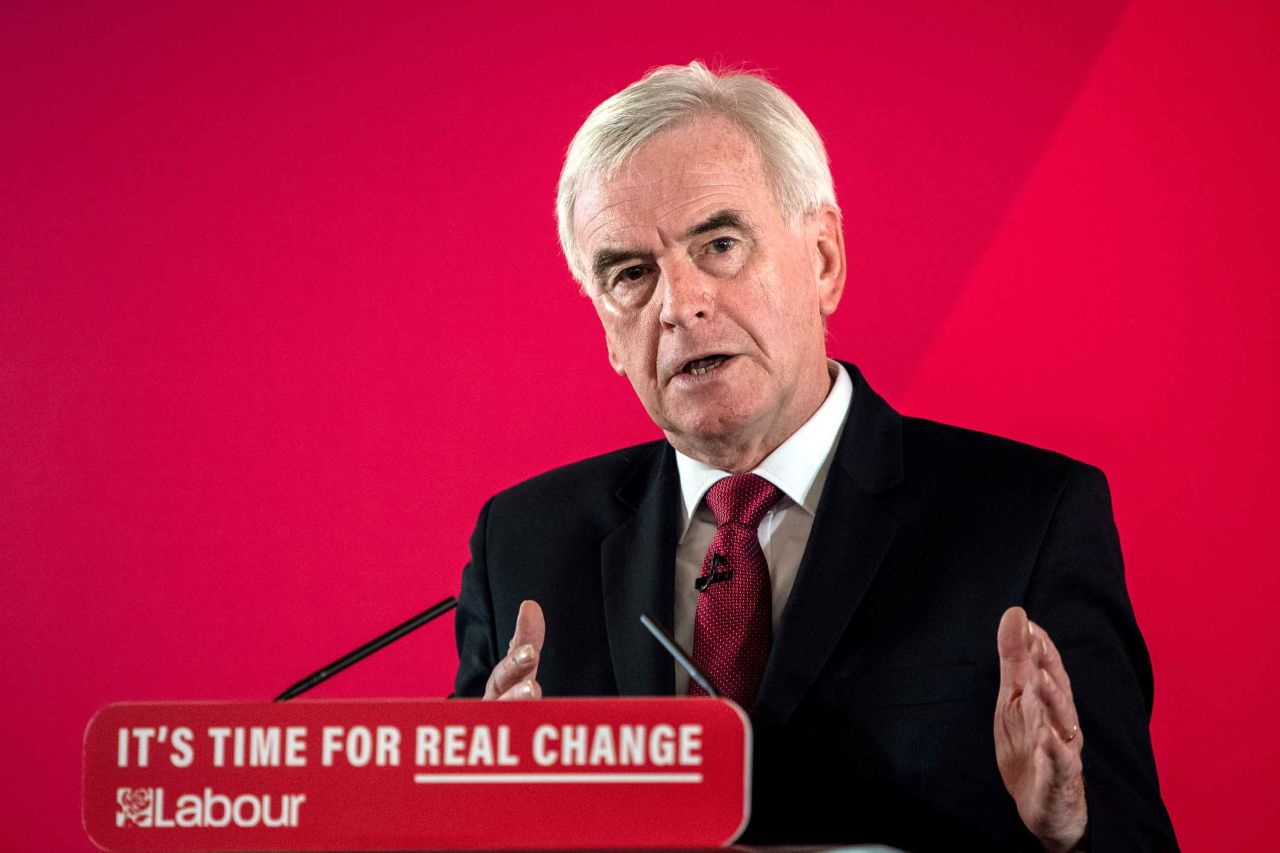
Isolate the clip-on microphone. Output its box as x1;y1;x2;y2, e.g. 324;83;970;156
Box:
694;553;733;592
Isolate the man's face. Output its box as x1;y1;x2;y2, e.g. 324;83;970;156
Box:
573;115;845;467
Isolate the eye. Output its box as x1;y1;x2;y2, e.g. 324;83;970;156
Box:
605;264;654;296
708;236;737;253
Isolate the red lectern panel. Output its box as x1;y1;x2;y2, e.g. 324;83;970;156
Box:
84;698;750;851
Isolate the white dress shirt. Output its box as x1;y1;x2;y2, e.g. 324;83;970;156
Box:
672;360;854;695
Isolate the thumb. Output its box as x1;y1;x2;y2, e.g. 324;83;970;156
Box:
997;606;1032;684
510;600;545;653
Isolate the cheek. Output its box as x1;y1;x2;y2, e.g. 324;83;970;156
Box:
600;314;658;375
772;254;822;320
746;258;814;330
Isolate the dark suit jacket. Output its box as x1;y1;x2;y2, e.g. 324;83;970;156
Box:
454;364;1176;851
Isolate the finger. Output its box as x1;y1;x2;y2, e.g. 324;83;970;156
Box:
510;600;546;653
995;684;1026;749
1037;725;1084;791
1013;727;1086;843
509;600;545;688
483;641;539;699
1017;665;1050;735
997;606;1035;690
1028;619;1074;701
484;600;547;700
497;679;543;701
1034;669;1081;747
1022;665;1078;746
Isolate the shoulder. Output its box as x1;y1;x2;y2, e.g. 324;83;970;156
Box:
837;362;1104;503
469;438;671;570
902;415;1079;469
886;418;1121;600
899;415;1106;504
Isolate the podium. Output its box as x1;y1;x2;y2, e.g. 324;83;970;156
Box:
84;698;751;851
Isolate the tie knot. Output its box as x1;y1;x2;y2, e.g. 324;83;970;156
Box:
704;473;783;529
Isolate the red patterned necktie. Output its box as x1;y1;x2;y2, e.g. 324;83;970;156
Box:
689;473;783;712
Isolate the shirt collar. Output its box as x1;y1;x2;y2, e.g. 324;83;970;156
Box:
673;360;854;538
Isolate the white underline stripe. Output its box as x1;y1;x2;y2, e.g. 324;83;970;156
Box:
413;772;703;784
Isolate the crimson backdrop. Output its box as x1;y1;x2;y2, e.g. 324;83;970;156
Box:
3;1;1278;849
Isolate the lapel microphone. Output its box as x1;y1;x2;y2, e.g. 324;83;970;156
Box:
694;553;734;592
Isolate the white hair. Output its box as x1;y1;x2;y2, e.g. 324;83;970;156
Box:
555;60;839;287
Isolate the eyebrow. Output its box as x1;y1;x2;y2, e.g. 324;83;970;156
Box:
590;209;754;285
681;209;753;241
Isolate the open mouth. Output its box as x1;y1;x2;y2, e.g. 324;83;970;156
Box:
682;354;731;376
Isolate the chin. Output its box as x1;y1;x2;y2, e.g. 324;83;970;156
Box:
667;405;763;448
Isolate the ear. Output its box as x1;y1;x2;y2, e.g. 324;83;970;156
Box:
605;333;626;376
590;298;628;376
809;205;846;317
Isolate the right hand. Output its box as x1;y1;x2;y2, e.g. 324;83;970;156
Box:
482;600;545;700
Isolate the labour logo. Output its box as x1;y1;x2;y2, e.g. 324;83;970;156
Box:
116;787;154;827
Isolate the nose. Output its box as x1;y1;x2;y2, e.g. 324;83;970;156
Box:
658;259;715;329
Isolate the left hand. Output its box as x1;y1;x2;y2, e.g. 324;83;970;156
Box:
995;606;1088;852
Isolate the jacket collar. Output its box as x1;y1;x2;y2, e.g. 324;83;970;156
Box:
600;440;681;696
754;361;905;728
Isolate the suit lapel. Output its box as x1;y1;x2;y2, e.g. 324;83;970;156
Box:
600;442;680;696
754;364;906;728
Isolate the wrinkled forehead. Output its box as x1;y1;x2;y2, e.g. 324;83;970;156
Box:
571;117;778;253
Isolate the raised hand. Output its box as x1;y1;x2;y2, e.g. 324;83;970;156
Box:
995;606;1087;852
483;600;545;701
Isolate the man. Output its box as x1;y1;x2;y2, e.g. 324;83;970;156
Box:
454;62;1176;850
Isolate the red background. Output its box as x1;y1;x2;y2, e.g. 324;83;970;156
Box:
3;1;1277;849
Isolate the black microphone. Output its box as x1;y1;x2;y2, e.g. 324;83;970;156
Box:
639;613;720;698
694;553;733;592
275;596;457;701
